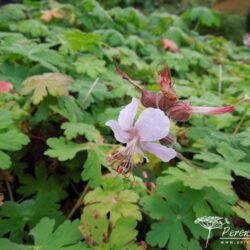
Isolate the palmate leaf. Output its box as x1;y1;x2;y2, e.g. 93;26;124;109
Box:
141;183;204;250
0;129;29;151
61;122;103;142
183;6;220;27
21;73;73;104
0;109;13;129
194;142;250;179
0;109;30;169
45;137;88;161
29;218;88;250
0;151;11;169
80;208;140;250
16;164;68;199
141;180;236;249
84;174;142;224
232;201;250;224
69;78;111;109
0;218;89;250
74;55;106;78
45;137;110;187
158;162;234;195
10;19;48;37
63;29;102;52
0;192;63;242
0;4;26;23
237;128;250;146
81;144;110;187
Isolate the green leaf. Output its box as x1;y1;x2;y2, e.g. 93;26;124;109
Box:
194;142;250;179
11;19;48;37
84;174;142;224
21;73;73;104
232;201;250;224
0;218;89;250
0;151;11;169
183;7;220;27
0;238;27;250
217;142;246;162
30;218;88;250
80;207;140;249
141;183;204;249
0;109;13;129
45;137;88;161
81;145;111;187
0;192;63;242
70;78;112;109
62;122;103;142
0;4;26;23
74;55;106;78
159;162;234;195
237;128;250;146
63;29;102;52
0;129;29;151
16;164;68;199
109;217;139;249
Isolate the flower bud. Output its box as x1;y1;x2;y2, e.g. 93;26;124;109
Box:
0;81;13;93
140;90;157;108
168;101;192;121
191;105;234;115
158;68;171;93
158;93;178;111
160;133;176;145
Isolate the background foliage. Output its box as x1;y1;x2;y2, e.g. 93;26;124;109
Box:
0;1;250;249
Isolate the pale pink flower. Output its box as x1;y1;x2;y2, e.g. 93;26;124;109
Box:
106;98;176;176
0;81;13;93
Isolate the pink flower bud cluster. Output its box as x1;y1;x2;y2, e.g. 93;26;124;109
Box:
116;66;234;122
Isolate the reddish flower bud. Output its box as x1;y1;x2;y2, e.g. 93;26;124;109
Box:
158;68;172;93
0;81;13;93
191;105;234;115
160;133;176;145
168;101;192;121
140;90;157;108
158;93;178;111
168;101;235;121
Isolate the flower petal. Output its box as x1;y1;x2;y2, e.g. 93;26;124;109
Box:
118;98;138;131
142;142;176;162
105;120;130;143
136;145;149;162
135;108;170;141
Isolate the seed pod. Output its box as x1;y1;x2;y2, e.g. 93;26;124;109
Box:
140;90;157;108
167;101;192;121
158;93;178;111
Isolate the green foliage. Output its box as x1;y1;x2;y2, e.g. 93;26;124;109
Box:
0;110;29;169
21;73;73;104
74;55;106;78
0;1;250;249
182;6;220;27
45;137;88;161
159;162;233;195
0;192;63;242
80;175;141;249
0;218;88;250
